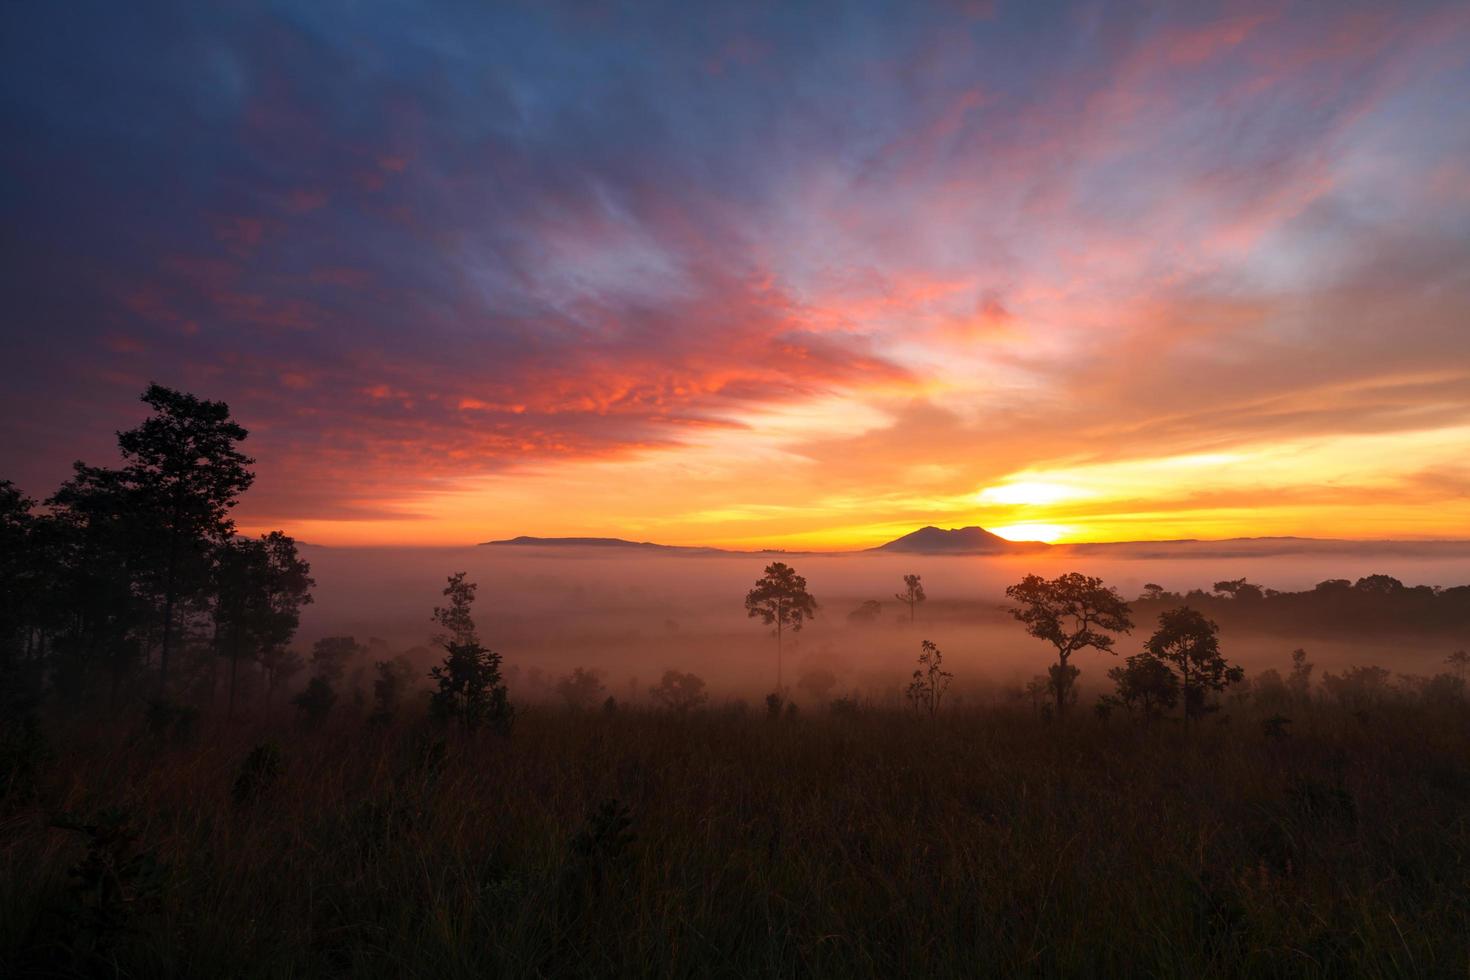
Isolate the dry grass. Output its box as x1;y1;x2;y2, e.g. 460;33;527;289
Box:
3;701;1469;978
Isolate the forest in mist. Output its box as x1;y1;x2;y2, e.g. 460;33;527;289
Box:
293;544;1470;710
4;388;1470;979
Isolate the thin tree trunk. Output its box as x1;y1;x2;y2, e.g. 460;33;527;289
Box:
1055;652;1068;716
159;543;177;694
228;635;240;720
776;620;783;693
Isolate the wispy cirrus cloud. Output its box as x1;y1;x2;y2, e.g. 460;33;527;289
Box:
1;1;1467;544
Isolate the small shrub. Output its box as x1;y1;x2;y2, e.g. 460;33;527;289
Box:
144;699;199;744
0;709;49;805
50;808;166;964
565;799;636;897
649;670;708;712
232;741;284;807
292;676;336;727
1262;715;1293;740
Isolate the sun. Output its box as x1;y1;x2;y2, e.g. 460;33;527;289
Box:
989;522;1073;543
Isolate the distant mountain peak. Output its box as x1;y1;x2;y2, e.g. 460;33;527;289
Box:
870;525;1048;554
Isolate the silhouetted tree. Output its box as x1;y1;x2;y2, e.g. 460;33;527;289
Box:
1250;668;1290;708
115;385;255;692
0;482;37;680
847;600;882;624
260;647;304;702
1320;665;1392;710
46;465;147;704
904;640;951;719
213;532;313;718
1139;583;1167;601
310;636;363;683
1213;578;1263;601
1354;574;1404;595
432;572;477;646
292;676;335;727
369;656;415;725
744;562;818;692
1445;649;1469;680
1287;648;1314;702
649;670;707;712
556;667;607;711
895;574;926;623
1005;572;1133;716
1107;652;1179;720
427;573;512;733
1144;607;1242;721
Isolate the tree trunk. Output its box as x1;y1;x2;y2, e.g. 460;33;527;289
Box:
776;619;783;693
159;543;177;694
1055;653;1069;717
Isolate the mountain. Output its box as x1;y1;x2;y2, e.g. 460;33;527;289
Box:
868;525;1047;554
482;530;1470;558
482;535;733;553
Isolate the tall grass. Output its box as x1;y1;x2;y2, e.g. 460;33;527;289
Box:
3;701;1468;977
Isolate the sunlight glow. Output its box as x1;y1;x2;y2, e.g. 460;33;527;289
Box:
988;523;1074;543
978;481;1090;506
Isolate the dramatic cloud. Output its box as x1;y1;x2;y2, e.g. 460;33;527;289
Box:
2;1;1467;545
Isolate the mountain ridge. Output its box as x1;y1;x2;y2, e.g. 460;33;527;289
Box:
481;529;1470;557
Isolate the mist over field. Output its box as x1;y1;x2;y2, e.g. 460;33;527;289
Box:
298;545;1470;704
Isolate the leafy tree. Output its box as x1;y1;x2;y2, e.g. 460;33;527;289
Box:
1353;574;1404;595
46;465;146;704
1420;672;1466;707
895;574;926;623
744;562;818;692
114;384;255;692
310;636;363;683
649;670;708;712
1250;668;1290;708
556;667;607;711
904;639;952;719
433;571;478;646
1005;572;1133;716
213;532;313;718
1212;578;1264;601
260;647;304;702
797;668;837;704
1445;649;1469;680
292;676;336;727
1107;652;1179;720
0;482;37;676
1287;648;1314;702
369;656;416;725
427;573;512;733
1320;665;1393;710
1139;583;1167;601
1143;607;1242;721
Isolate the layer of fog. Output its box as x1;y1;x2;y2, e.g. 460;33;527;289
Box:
297;546;1470;705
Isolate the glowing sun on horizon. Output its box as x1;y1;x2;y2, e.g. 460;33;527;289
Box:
989;522;1073;543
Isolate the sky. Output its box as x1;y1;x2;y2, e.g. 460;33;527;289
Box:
2;0;1468;549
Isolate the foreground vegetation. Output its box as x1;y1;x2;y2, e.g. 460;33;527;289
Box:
4;698;1469;979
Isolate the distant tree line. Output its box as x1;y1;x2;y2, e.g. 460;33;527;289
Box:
1136;575;1470;634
